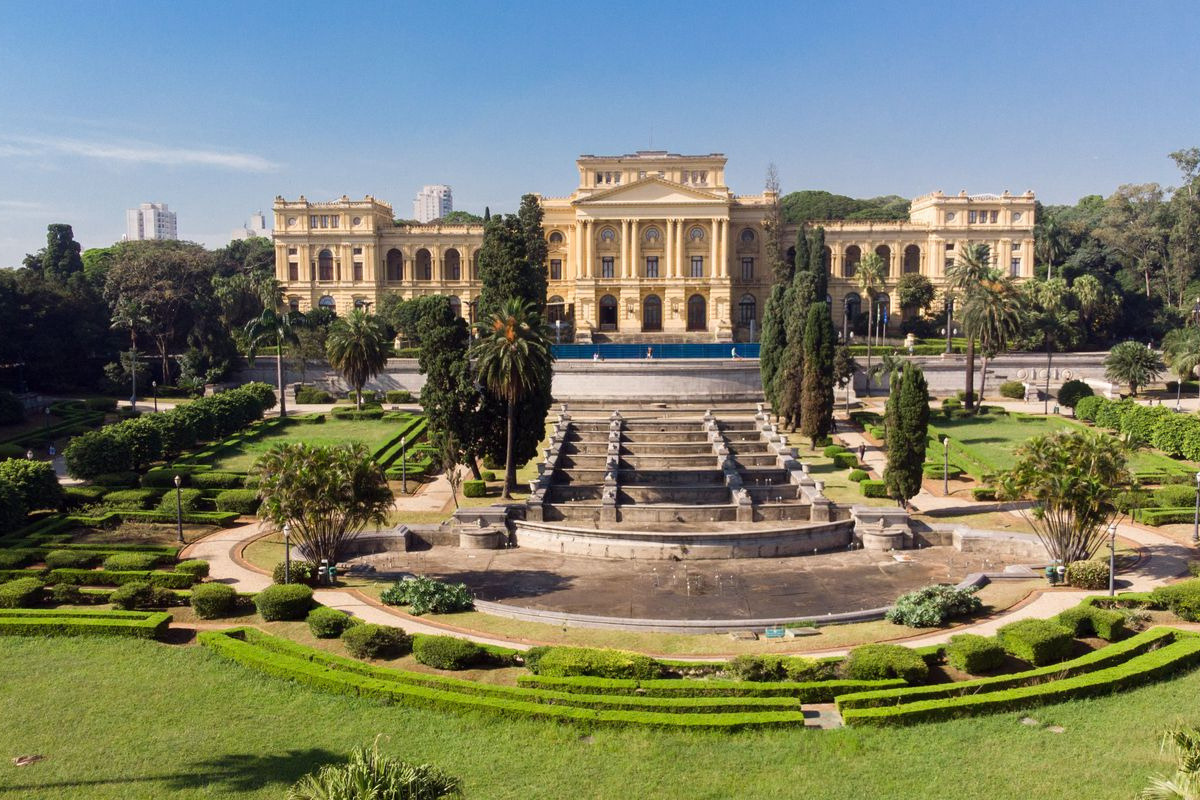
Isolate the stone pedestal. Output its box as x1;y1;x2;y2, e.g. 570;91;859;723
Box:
850;505;912;551
459;529;503;549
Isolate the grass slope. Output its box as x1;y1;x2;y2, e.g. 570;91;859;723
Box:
209;419;405;473
0;636;1191;799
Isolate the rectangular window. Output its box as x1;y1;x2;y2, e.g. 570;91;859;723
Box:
990;210;999;223
691;256;703;278
945;258;955;270
741;257;754;281
601;257;614;279
287;262;298;281
287;246;297;255
330;216;339;228
945;243;954;251
310;215;319;228
352;261;363;282
550;259;562;280
968;210;978;224
595;172;603;186
352;247;362;255
646;256;659;278
1011;258;1021;276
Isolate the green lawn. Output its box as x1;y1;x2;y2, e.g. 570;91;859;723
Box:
0;636;1193;799
209;419;407;473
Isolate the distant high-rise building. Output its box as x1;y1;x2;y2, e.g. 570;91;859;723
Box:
232;211;272;241
125;203;178;241
413;185;452;223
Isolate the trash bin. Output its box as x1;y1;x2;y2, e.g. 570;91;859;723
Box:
1045;565;1057;585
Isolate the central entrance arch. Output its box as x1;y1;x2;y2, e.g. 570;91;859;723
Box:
687;294;707;331
599;294;618;330
642;294;662;331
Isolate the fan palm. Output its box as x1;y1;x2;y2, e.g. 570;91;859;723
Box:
110;299;151;406
472;298;553;498
945;244;995;411
1162;326;1200;408
854;252;886;396
1105;340;1164;396
959;272;1024;402
1024;278;1080;413
245;308;303;418
1036;215;1068;280
326;309;391;408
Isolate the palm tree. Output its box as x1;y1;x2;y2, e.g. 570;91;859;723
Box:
110;299;150;409
245;308;303;418
326;309;390;408
960;272;1024;403
1139;725;1200;800
854;252;886;396
1105;340;1164;396
1163;326;1200;408
472;298;553;499
945;244;994;411
1036;214;1068;280
1024;278;1080;413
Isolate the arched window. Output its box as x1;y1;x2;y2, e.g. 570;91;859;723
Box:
448;296;461;318
687;294;707;331
548;231;564;245
875;245;891;276
318;295;336;311
318;249;334;281
786;246;796;265
416;248;432;281
385;249;403;282
644;227;661;243
738;294;756;326
471;250;481;281
547;295;566;324
287;296;300;312
600;227;616;243
822;246;832;272
598;294;618;331
903;244;921;274
844;245;861;278
354;297;366;310
689;226;705;241
444;248;461;281
642;294;662;331
875;294;891;331
843;292;861;322
740;228;755;244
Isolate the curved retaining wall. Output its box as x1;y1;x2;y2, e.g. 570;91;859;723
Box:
514;518;855;560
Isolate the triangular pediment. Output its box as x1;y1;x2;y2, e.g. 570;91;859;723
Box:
575;177;726;206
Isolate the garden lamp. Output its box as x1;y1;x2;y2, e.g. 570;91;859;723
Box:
283;523;291;584
942;437;950;495
1194;472;1200;545
174;474;184;544
1108;523;1117;597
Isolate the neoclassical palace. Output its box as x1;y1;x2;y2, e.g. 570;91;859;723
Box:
273;151;1036;342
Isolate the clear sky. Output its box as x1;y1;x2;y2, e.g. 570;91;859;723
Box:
1;0;1198;266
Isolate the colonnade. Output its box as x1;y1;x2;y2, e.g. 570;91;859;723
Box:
574;217;730;280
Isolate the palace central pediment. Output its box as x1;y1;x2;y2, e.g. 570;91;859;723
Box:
574;177;727;207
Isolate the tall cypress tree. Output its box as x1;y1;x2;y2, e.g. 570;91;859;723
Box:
799;301;835;448
808;226;827;302
759;283;788;409
884;362;931;507
774;227;817;429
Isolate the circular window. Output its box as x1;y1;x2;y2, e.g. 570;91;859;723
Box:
946;212;956;221
286;217;296;227
600;228;616;242
740;228;755;243
689;227;704;241
352;216;362;225
1012;212;1022;222
644;227;660;242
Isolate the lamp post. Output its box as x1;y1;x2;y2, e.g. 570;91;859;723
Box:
554;318;562;345
1194;471;1200;545
283;523;291;584
173;474;184;544
152;380;158;413
944;297;954;354
1108;522;1117;597
401;436;407;495
942;436;950;495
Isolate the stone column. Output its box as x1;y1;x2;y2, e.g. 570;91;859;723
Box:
719;218;729;278
665;219;676;280
631;219;640;280
621;219;631;280
675;219;685;278
584;220;593;279
709;218;718;280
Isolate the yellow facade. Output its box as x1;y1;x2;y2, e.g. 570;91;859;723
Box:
273;152;1036;342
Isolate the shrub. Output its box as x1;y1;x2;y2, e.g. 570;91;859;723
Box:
92;471;140;488
109;581;153;610
240;382;278;412
843;644;929;684
971;486;998;501
174;559;210;579
0;477;25;532
0;550;37;569
848;469;870;482
296;386;335;404
1114;488;1153;513
1055;605;1126;641
61;485;107;509
385;390;414;404
531;646;664;680
859;479;888;498
997;618;1075;666
413;635;485;670
945;634;1005;673
287;740;459;800
102;552;164;571
1155;484;1196;508
378;576;473;615
101;488;159;510
214;489;260;515
0;459;62;511
191;583;238;619
922;463;963;480
999;380;1025;400
462;480;486;498
50;583;83;605
156;487;204;516
727;654;828;682
1065;560;1110;590
43;549;101;569
306;606;358;638
832;452;859;470
0;577;44;608
190;471;246;490
330;406;385;421
341;623;411;659
885;584;983;627
1075;395;1104;422
481;471;497;482
254;583;313;621
1151;579;1200;622
942;397;962;411
272;560;319;586
1057;379;1094;409
1094;398;1127;431
822;444;849;458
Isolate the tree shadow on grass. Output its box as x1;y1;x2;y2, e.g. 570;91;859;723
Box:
0;747;340;796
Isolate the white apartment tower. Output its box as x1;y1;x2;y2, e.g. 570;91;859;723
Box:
412;185;452;223
232;211;272;241
125;203;178;241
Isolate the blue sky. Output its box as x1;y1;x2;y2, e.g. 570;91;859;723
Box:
1;0;1198;266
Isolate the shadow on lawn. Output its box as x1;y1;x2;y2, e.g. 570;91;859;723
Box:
0;747;341;796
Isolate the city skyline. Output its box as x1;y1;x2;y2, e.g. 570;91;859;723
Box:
1;1;1199;266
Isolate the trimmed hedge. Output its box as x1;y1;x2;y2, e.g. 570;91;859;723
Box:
341;623;411;659
843;644;929;684
996;618;1074;666
102;552;165;571
214;489;260;515
413;635;485;670
516;673;905;701
998;380;1025;400
101;488;160;510
110;581;176;610
859;479;887;498
307;606;358;638
727;654;831;683
1055;605;1126;641
1151;579;1200;622
156;488;203;516
174;559;210;579
48;568;197;589
848;469;869;482
530;647;665;680
971;486;998;501
945;634;1005;674
921;463;964;480
254;583;313;621
385;390;414;404
190;471;246;490
330;407;385;421
190;582;239;619
0;608;170;639
43;549;101;570
0;577;45;608
822;445;849;458
462;480;486;498
832;452;860;470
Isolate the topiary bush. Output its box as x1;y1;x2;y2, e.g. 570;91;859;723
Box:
62;485;107;509
102;552;164;571
0;476;25;532
0;549;37;569
49;583;83;605
529;646;664;680
859;479;887;498
0;577;45;608
1074;395;1103;423
101;488;160;510
156;488;204;515
848;469;870;482
843;644;929;684
306;606;358;638
341;623;411;659
0;458;62;512
214;489;260;515
110;581;160;610
1154;484;1196;508
1065;560;1110;590
413;635;485;670
385;390;413;404
727;654;829;682
996;618;1075;666
63;429;132;480
43;549;101;570
190;582;238;619
481;471;496;482
922;463;964;480
1055;604;1126;641
999;380;1025;400
378;576;473;615
945;633;1005;673
1150;578;1200;622
971;486;998;501
296;386;335;404
885;584;983;627
190;471;246;490
462;480;486;498
254;583;314;621
832;452;860;470
174;559;210;579
272;560;318;587
822;444;849;458
1057;379;1094;409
